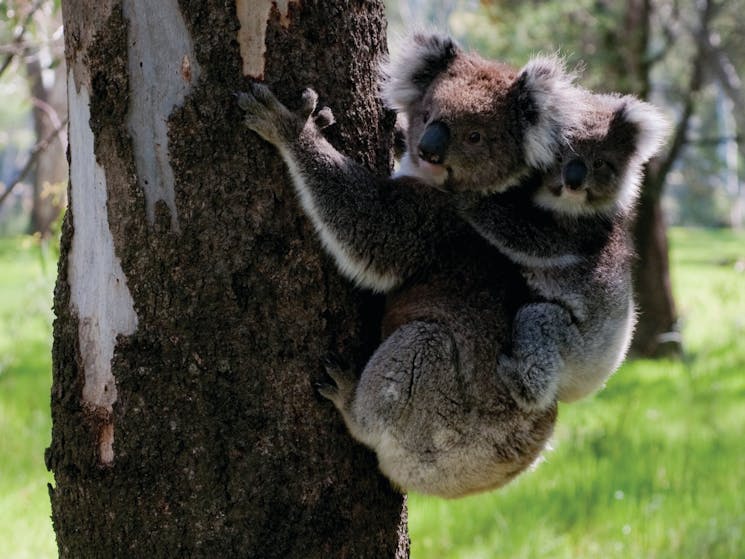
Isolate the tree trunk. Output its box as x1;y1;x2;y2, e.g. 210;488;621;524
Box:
47;2;408;557
630;193;680;356
627;0;713;357
623;0;682;357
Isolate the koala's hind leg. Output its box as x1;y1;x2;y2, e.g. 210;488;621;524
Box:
319;321;462;452
499;302;578;411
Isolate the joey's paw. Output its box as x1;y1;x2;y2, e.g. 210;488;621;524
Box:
497;355;556;412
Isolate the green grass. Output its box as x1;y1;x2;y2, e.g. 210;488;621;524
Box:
0;237;57;559
1;228;744;558
409;227;745;559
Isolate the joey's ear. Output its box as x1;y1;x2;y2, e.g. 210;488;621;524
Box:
381;32;460;111
614;96;670;163
516;55;586;170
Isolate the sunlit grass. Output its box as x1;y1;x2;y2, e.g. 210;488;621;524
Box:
409;227;745;559
0;237;56;559
1;228;744;558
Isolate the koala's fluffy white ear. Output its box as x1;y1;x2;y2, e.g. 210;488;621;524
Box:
618;96;670;163
381;32;460;111
517;56;585;170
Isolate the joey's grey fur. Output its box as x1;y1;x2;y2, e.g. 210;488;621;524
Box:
460;92;669;410
236;33;585;497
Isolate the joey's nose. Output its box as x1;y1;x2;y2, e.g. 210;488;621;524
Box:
563;159;587;190
418;121;450;165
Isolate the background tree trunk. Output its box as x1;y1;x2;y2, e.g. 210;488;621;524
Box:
26;8;68;238
626;0;713;357
47;1;408;557
618;0;682;357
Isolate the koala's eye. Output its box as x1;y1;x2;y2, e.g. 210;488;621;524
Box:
467;131;482;144
593;159;606;169
422;111;430;123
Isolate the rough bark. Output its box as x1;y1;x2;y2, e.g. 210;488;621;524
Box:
47;1;408;558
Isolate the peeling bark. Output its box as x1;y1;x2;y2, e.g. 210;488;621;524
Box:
235;0;299;79
49;1;407;557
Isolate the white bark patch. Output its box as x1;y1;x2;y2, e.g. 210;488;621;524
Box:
236;0;298;78
67;74;138;419
122;0;202;231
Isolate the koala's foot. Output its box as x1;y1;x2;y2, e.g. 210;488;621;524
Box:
498;354;557;412
316;354;356;411
237;83;320;146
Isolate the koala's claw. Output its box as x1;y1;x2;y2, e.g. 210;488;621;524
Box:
319;353;356;407
248;82;282;109
315;380;338;401
300;88;319;119
235;90;256;112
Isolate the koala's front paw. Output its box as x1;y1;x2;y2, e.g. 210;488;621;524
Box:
237;83;319;146
498;354;557;412
313;106;336;130
316;354;356;411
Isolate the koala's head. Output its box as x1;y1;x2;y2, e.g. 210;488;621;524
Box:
382;33;585;194
533;93;670;216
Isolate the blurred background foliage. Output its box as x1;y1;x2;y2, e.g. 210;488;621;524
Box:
0;0;65;241
1;0;744;557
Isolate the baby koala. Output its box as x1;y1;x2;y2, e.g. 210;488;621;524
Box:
237;33;586;497
461;92;669;410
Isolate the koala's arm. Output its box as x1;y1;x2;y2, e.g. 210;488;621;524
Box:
238;84;443;292
463;190;611;268
499;301;582;411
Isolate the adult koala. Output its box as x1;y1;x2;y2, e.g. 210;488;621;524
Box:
237;33;586;498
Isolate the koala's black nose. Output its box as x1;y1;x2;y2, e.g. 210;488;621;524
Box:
563;159;588;190
418;121;450;165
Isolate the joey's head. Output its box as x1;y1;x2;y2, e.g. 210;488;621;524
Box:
382;33;585;194
534;93;670;217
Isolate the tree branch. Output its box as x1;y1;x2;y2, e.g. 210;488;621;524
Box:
0;115;68;208
0;0;45;79
646;0;714;200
